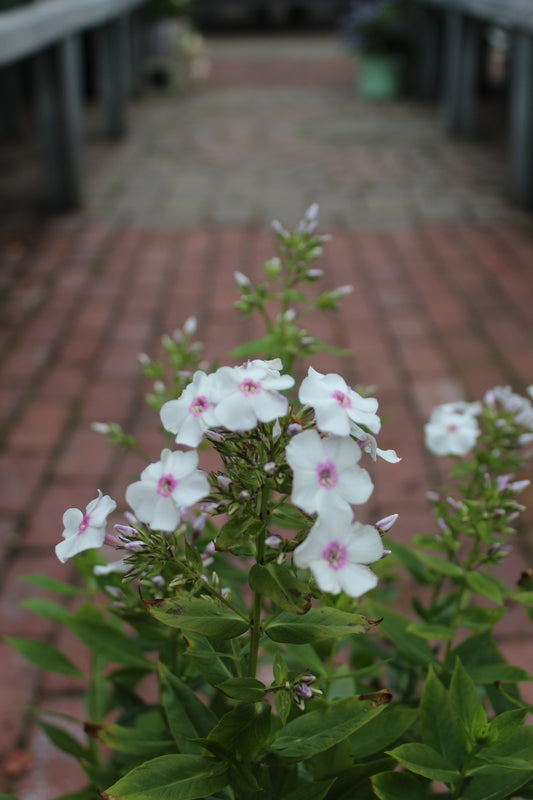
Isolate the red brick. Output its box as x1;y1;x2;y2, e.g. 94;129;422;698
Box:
53;429;114;482
9;401;68;454
0;642;38;756
0;452;47;514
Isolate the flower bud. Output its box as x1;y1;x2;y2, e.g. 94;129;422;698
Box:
306;268;324;280
183;316;197;335
239;490;251;501
264;461;277;475
266;535;282;549
152;576;165;587
138;352;152;366
264;257;282;278
217;475;232;491
288;423;303;436
91;422;111;435
234;271;251;288
375;514;398;534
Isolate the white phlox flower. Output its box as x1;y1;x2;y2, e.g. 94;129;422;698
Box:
212;361;294;432
293;510;384;597
350;423;401;463
299;367;381;438
425;405;481;456
160;370;219;448
56;491;117;564
285;429;373;515
126;448;209;532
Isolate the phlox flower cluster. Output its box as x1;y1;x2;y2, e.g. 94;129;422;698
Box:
55;360;400;604
288;367;400;598
424;401;481;457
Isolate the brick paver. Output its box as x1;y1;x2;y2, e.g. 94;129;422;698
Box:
1;32;533;798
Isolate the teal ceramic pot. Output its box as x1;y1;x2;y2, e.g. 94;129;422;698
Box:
357;53;404;99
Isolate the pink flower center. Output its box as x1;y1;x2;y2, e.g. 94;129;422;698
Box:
239;378;261;395
190;395;209;417
332;390;351;409
322;541;348;570
77;515;90;536
157;474;177;497
446;423;458;434
316;460;338;489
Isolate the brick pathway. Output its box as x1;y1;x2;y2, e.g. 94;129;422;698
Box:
1;34;533;798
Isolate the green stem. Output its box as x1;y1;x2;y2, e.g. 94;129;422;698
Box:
248;486;270;679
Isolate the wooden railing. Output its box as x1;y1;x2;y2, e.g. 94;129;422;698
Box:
0;0;146;210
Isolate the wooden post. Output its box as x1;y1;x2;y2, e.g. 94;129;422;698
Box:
94;16;130;139
443;10;482;136
34;35;83;211
509;30;533;207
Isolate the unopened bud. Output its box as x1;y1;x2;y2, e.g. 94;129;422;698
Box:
510;480;530;495
91;422;111;435
264;461;277;475
288;422;303;436
138;352;151;366
152;576;165;587
266;535;282;549
239;490;251;501
331;285;353;298
234;271;251;288
206;430;225;443
183;316;197;335
306;269;324;280
193;513;207;532
217;475;232;490
375;513;398;534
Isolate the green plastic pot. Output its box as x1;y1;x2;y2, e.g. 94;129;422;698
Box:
357;53;404;100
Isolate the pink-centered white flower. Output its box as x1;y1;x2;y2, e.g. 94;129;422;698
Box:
126;449;209;532
212;360;294;432
425;404;480;456
285;429;373;515
351;424;401;463
160;370;219;447
293;510;384;597
299;367;381;437
55;491;116;564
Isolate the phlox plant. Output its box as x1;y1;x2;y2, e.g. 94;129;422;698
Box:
6;208;533;800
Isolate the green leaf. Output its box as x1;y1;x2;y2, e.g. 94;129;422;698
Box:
102;754;229;800
68;618;152;669
265;607;368;644
414;552;463;577
468;663;532;683
386;743;460;783
185;633;238;686
281;779;335;800
309;739;352;780
146;597;249;640
0;794;20;800
231;336;277;359
271;502;309;530
270;696;384;759
457;606;506;628
406;623;455;642
249;564;311;614
20;598;73;625
20;575;83;596
275;690;292;725
449;659;480;748
372;770;430;800
90;709;174;757
349;707;418;759
207;703;271;760
216;678;267;702
331;758;396;800
6;637;83;677
460;765;533;800
386;539;432;584
216;516;264;552
365;602;437;667
465;572;503;605
421;667;464;767
487;708;529;744
37;719;89;759
273;650;288;684
159;663;218;753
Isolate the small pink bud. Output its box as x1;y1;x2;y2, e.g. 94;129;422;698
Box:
375;513;398;533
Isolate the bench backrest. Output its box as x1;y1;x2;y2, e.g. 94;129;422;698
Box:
420;0;533;33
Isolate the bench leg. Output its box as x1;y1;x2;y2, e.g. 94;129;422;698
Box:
509;31;533;207
34;35;83;211
0;64;26;140
417;6;444;100
95;16;131;139
443;10;483;136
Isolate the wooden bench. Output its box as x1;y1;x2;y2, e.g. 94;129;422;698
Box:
0;0;146;211
417;0;533;207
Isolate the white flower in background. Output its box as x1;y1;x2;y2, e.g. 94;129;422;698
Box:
293;510;384;597
55;491;116;563
425;404;481;456
161;370;219;448
285;429;373;515
126;449;209;532
213;361;294;432
299;367;381;438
